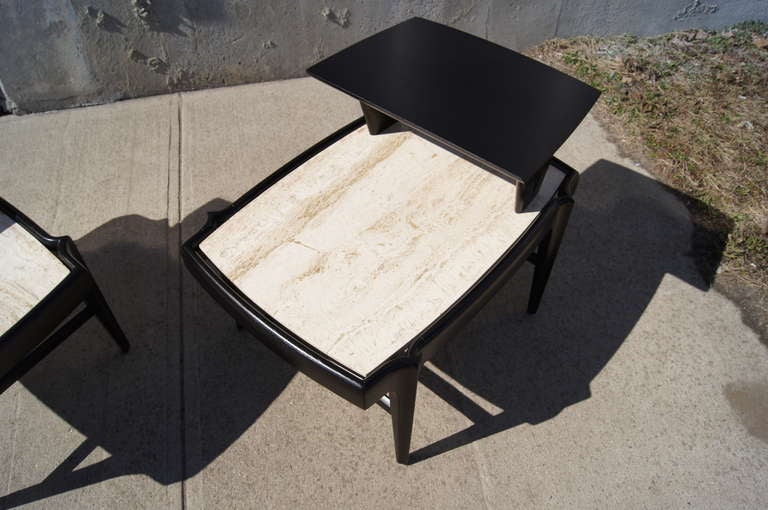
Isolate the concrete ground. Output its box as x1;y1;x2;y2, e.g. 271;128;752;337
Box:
0;78;766;509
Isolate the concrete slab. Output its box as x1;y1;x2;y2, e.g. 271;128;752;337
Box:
437;118;768;508
0;94;183;508
0;77;766;509
178;80;768;509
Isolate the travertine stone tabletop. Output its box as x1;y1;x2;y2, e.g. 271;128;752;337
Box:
201;125;562;376
0;213;69;336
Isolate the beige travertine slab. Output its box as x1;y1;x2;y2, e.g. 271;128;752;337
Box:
201;125;561;376
0;80;766;510
0;213;69;336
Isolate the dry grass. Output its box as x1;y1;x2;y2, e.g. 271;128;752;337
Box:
531;22;768;291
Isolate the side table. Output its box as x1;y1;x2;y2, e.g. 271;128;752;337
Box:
0;197;130;394
182;17;599;463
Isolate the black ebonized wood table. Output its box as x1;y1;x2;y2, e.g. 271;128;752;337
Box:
308;17;600;212
182;17;599;464
0;197;130;395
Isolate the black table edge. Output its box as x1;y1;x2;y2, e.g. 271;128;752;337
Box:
181;117;580;409
307;17;598;212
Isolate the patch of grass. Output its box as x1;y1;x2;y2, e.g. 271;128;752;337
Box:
531;21;768;290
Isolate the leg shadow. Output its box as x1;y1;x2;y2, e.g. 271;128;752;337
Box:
0;200;295;507
410;159;730;462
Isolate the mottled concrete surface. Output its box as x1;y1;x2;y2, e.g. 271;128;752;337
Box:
1;78;767;509
1;0;767;113
0;93;183;508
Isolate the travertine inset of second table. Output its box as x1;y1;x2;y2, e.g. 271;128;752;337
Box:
0;213;70;336
0;197;130;394
182;17;599;463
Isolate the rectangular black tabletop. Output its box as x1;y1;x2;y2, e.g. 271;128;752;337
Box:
308;17;599;187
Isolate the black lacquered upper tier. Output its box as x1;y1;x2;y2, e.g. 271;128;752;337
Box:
308;17;600;186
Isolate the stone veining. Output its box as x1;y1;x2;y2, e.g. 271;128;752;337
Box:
200;125;562;376
0;214;70;336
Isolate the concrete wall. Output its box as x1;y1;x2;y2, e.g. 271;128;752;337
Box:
1;0;766;114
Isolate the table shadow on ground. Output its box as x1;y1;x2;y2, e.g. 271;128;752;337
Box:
1;199;296;507
0;159;729;504
410;158;728;462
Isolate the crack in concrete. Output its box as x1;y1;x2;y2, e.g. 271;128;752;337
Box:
470;440;495;510
175;93;187;510
4;389;21;496
674;0;719;21
553;0;566;38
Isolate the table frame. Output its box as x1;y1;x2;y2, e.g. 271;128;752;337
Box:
0;198;130;394
182;117;578;463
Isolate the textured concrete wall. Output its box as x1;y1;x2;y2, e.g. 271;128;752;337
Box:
0;0;766;114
